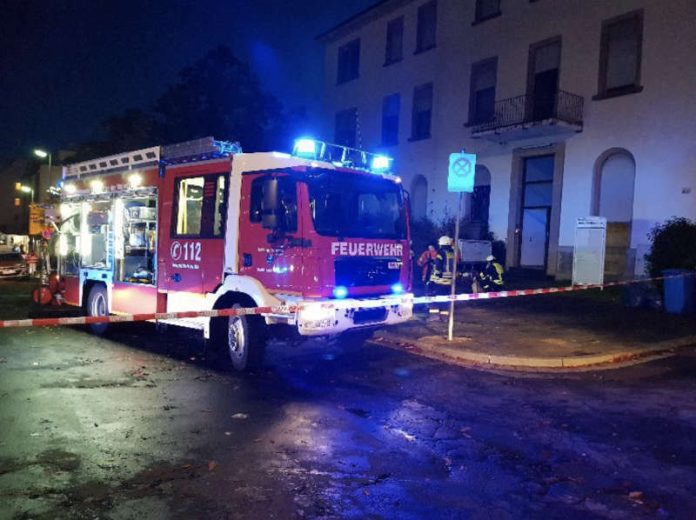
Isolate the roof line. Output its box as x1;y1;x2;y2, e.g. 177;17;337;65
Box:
317;0;397;42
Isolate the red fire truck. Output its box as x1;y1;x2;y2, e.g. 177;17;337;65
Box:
55;137;413;370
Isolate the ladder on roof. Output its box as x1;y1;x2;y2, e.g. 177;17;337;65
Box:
63;146;160;179
161;136;242;164
62;137;243;179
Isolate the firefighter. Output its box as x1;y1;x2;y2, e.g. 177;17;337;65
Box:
416;243;437;286
427;235;456;321
477;254;505;292
25;250;39;276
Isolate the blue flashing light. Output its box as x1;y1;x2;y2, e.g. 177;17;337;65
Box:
391;282;404;295
333;285;348;299
294;138;318;158
371;155;392;172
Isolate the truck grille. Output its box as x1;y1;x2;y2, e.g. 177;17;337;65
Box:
335;257;401;287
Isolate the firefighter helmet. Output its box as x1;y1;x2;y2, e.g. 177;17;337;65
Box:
438;235;452;246
486;255;495;262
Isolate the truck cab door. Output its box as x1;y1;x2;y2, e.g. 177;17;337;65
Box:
238;174;305;294
158;170;228;300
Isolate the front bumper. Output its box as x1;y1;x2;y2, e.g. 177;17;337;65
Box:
296;294;413;336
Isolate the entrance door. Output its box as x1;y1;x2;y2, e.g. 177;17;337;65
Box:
519;155;554;269
520;208;549;267
158;169;228;297
528;39;561;121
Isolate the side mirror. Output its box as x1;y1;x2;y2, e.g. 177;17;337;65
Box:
261;178;280;230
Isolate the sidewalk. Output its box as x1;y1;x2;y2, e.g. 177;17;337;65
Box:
372;286;696;371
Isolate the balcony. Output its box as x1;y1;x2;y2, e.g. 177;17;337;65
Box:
469;90;584;143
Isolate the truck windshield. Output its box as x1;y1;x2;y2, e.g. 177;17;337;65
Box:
307;173;406;239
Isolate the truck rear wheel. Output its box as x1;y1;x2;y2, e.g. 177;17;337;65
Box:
86;285;109;335
213;303;267;371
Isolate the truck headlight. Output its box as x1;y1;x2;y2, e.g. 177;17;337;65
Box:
299;303;334;322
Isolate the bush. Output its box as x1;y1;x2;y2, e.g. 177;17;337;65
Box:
645;217;696;279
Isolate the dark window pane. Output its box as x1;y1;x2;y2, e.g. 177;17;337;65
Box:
277;178;298;232
411;84;433;139
524;182;553;207
213;175;226;237
335;108;358;147
524;156;554;182
250;178;263;223
337;39;360;84
599;11;643;96
385;17;404;64
382;93;400;146
606;18;640;89
469;58;497;124
475;0;500;22
471;185;490;222
416;1;437;52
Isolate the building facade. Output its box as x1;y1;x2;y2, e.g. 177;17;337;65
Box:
319;0;696;279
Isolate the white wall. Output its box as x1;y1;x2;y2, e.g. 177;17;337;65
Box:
322;0;696;275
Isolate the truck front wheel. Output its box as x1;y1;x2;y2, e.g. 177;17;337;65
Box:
86;285;109;335
213;303;267;371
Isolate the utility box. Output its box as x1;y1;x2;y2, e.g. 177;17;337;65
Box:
573;217;607;286
457;239;492;264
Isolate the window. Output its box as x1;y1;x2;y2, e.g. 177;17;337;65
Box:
381;93;400;146
173;174;227;237
176;177;204;236
57;203;82;276
474;0;501;23
249;176;298;232
385;17;404;65
416;1;437;53
523;155;554;208
471;185;491;223
468;58;497;125
410;175;428;221
337;38;360;84
471;166;491;224
213;175;226;236
411;83;433;140
597;10;643;99
335;108;358;147
308;174;406;239
528;38;561;120
116;196;158;284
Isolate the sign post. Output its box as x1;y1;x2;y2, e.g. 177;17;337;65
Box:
447;151;476;341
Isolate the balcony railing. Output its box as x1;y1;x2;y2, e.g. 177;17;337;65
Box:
469;90;584;134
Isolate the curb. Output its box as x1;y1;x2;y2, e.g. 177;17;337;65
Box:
369;334;696;372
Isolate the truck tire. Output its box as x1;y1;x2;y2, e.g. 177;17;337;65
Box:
86;285;109;335
213;303;267;371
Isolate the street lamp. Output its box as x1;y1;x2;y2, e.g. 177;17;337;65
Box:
33;148;53;197
15;182;34;203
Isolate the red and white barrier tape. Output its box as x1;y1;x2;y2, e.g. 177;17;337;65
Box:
0;273;689;329
410;276;664;306
0;305;296;330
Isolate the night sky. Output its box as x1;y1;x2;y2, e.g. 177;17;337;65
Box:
0;0;376;159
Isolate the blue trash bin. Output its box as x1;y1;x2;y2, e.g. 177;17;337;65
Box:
662;269;696;315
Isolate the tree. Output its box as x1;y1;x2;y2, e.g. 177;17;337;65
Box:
72;45;287;161
645;217;696;279
70;109;160;161
100;109;160;153
155;45;285;151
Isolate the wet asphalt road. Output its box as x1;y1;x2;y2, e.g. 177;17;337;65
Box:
1;316;696;519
